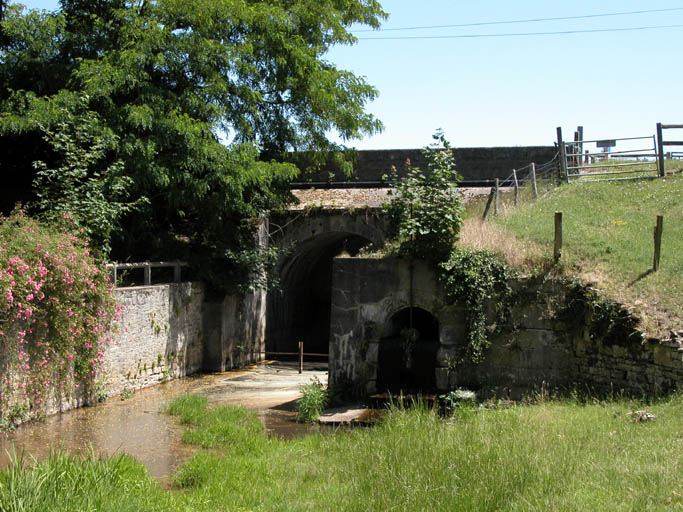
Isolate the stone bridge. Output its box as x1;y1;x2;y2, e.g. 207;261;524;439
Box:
263;205;683;398
266;207;387;356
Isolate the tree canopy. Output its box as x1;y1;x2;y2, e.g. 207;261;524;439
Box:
0;0;386;289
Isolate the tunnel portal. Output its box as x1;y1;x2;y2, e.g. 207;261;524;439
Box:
267;232;373;357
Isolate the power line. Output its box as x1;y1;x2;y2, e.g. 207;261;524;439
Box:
354;7;683;33
357;23;683;40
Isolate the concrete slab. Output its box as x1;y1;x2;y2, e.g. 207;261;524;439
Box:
318;405;375;424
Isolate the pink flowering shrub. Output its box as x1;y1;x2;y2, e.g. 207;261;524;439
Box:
0;211;119;420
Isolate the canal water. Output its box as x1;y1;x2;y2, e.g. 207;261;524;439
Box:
0;361;328;481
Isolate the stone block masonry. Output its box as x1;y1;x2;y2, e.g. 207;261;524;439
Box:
104;282;205;395
105;282;266;396
291;147;557;183
329;258;683;398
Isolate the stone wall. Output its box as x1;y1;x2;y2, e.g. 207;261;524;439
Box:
107;282;267;393
104;282;205;395
329;258;683;398
292;147;557;183
202;289;266;372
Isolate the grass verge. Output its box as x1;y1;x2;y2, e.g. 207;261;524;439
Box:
2;394;681;511
464;175;682;336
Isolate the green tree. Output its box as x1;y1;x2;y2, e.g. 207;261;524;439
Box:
32;97;144;256
0;0;386;289
384;130;464;264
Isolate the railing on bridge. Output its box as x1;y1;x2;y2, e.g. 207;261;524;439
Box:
105;261;188;288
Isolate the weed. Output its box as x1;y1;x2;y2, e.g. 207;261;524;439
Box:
295;377;329;423
440;388;477;415
119;387;132;401
93;380;109;403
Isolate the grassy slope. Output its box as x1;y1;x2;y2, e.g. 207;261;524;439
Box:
486;175;682;335
1;397;681;511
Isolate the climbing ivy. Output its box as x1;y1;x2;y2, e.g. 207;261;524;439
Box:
440;248;513;363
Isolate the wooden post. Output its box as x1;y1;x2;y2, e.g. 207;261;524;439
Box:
554;211;563;262
656;122;665;177
512;169;519;206
653;215;663;271
144;263;151;286
494;178;499;216
173;264;181;283
112;265;118;288
557;127;568;183
577;126;584;163
298;341;304;374
482;187;495;221
531;162;538;199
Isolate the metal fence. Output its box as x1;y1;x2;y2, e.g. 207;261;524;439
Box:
481;152;561;219
557;127;660;182
656;123;683;174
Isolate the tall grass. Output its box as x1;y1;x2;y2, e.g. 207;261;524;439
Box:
1;395;682;511
468;175;682;335
0;450;173;511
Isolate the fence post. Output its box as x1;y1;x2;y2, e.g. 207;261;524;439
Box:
557;127;568;183
554;211;563;262
112;264;118;288
656;122;665;177
653;215;663;271
482;187;495;221
494;178;499;216
512;169;519;206
144;263;151;286
530;163;538;199
298;341;304;374
173;263;181;283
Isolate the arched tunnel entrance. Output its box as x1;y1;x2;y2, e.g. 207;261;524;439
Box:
376;307;440;393
266;232;373;357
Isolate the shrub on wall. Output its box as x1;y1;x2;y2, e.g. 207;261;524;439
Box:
0;211;119;424
383;130;464;264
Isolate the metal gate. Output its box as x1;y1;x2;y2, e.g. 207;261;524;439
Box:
557;127;660;182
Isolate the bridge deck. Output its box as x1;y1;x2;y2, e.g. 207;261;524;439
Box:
290;187;494;210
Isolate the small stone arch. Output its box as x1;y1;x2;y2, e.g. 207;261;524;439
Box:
375;306;440;393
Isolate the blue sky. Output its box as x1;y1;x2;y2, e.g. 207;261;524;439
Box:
13;1;683;149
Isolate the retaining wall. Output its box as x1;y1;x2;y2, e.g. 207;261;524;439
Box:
106;282;266;394
329;258;683;398
104;282;205;395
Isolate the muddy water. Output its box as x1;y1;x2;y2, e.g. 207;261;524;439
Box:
0;361;328;480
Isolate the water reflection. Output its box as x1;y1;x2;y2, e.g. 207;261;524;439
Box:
0;362;327;479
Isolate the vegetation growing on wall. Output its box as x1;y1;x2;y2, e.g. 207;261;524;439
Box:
383;130;464;264
440;248;513;363
0;212;118;425
384;131;513;364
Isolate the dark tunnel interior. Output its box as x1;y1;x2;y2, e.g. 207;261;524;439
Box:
266;232;372;357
